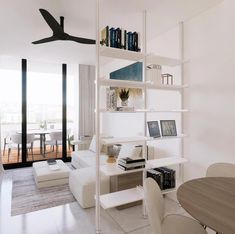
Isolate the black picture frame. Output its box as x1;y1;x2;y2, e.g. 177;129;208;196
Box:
160;120;177;136
147;121;161;138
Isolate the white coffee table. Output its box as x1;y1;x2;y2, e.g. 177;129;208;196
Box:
33;160;71;188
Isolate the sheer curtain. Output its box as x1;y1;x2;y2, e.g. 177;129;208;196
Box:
78;64;95;137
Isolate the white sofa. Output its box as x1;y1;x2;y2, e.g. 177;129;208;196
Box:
70;136;110;208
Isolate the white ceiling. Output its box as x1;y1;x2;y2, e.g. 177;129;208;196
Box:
0;0;222;65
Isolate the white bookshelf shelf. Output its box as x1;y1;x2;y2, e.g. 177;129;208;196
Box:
100;187;143;210
99;78;147;89
147;54;182;67
100;164;145;176
146;156;187;169
100;109;189;113
100;46;145;61
99;181;180;209
102;136;151;145
149;134;187;141
146;83;188;91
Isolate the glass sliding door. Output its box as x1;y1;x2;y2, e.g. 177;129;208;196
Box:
66;65;79;157
0;57;22;164
27;61;63;161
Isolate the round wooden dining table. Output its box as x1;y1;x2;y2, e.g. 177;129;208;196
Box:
177;177;235;234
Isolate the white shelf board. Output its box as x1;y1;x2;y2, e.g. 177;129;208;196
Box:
100;109;189;113
100;187;143;209
141;109;189;113
100;46;145;61
99;181;180;209
100;164;144;176
102;136;151;145
99;78;146;89
146;83;188;91
147;54;181;67
146;157;187;168
149;134;187;141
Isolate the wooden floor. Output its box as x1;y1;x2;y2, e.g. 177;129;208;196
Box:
2;146;73;164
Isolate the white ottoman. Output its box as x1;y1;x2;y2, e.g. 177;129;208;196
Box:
33;160;71;188
69;167;110;208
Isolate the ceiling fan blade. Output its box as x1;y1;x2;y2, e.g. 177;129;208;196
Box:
32;36;58;44
39;9;63;34
67;35;96;44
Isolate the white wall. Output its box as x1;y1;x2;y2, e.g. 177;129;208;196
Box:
183;0;235;180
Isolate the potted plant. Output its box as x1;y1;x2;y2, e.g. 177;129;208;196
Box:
119;89;129;106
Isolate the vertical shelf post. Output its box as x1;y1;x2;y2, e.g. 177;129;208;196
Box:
179;21;185;183
142;10;147;218
95;0;101;233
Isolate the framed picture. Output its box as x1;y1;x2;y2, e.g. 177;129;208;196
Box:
160;120;177;136
147;121;161;138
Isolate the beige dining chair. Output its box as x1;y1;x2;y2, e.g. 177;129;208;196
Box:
206;163;235;177
8;133;35;162
44;131;62;157
144;178;208;234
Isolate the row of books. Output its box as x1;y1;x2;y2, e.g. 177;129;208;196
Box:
147;167;176;190
100;26;141;52
118;157;145;171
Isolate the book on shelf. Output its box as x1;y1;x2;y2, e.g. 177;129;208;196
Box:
147;169;164;190
147;167;175;190
106;88;117;111
109;27;115;47
47;159;57;165
118;157;145;164
118;160;145;168
100;26;109;46
118;164;145;171
100;26;141;52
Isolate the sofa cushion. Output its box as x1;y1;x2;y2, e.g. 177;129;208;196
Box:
71;150;108;168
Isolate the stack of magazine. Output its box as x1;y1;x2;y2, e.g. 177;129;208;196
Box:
147;167;176;190
118;157;145;171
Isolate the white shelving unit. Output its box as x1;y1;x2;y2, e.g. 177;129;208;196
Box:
95;2;186;232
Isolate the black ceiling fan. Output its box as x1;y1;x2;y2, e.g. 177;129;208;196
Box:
32;9;96;45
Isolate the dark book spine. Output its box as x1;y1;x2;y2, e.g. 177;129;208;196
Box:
118;164;145;171
118;158;145;164
116;28;121;48
132;32;137;51
135;32;138;51
109;28;115;47
106;26;109;47
114;29;118;48
127;32;132;50
124;30;127;49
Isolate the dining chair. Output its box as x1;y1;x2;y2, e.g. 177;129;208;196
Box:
144;178;208;234
44;131;62;157
8;133;35;162
206;163;235;177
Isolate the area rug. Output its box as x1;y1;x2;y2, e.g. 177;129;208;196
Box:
11;166;75;216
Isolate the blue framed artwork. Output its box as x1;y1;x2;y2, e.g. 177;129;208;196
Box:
110;62;142;81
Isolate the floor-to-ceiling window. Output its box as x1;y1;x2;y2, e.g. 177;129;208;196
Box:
27;61;63;161
0;58;22;164
0;58;78;167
